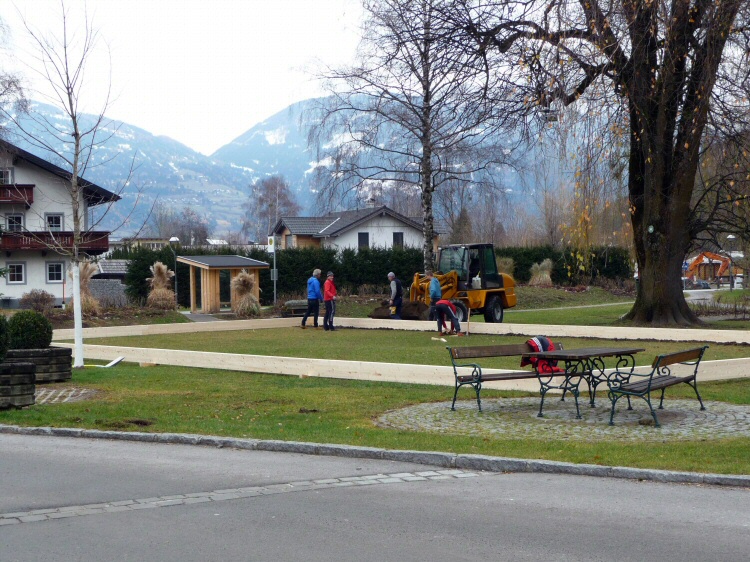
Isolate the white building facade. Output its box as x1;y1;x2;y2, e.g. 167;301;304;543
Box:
0;141;119;307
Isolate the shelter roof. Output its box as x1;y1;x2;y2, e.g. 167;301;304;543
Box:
176;255;269;270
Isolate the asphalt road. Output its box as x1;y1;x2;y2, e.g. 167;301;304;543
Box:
1;434;749;561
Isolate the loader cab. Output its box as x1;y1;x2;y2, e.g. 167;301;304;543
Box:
436;243;504;290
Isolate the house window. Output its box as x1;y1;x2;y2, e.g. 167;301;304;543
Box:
285;234;294;248
393;232;404;248
46;262;65;283
6;214;24;232
7;262;25;284
358;232;369;249
0;168;12;185
46;214;64;232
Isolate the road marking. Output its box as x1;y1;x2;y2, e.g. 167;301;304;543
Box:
0;469;481;526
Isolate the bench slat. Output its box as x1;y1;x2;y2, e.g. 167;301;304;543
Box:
450;344;531;360
651;347;705;368
457;371;539;383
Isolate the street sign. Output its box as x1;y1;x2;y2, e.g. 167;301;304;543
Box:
267;236;275;253
271;269;278;281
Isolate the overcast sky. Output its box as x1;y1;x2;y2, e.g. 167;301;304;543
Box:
1;0;362;155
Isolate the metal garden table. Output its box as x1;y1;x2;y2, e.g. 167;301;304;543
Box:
524;347;645;419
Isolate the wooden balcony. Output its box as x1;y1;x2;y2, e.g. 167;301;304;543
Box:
0;184;34;205
0;230;111;254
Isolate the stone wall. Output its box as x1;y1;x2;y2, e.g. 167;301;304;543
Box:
89;279;129;307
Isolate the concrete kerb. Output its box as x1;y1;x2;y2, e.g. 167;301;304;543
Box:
1;424;748;488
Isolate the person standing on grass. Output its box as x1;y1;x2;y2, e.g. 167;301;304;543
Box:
301;269;323;329
387;271;403;319
426;270;442;321
434;298;463;336
323;271;337;331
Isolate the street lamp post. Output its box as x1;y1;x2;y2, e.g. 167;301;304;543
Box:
727;235;736;291
168;236;180;308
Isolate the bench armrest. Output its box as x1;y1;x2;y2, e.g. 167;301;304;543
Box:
606;369;650;390
454;362;482;381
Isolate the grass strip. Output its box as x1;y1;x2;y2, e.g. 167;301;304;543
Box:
82;329;750;368
0;363;748;475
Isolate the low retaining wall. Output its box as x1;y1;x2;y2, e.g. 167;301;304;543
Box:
0;362;36;409
4;348;72;383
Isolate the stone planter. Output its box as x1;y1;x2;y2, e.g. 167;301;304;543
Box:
4;347;72;383
0;362;36;409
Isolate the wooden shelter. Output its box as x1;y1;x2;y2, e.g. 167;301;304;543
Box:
176;255;269;313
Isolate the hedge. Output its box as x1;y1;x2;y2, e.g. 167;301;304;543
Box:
114;245;423;306
495;245;632;285
115;243;632;306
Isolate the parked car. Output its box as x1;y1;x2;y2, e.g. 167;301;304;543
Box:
695;280;712;289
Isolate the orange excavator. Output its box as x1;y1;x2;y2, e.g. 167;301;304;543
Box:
685;252;731;279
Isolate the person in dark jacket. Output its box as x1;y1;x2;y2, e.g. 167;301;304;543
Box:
387;271;403;319
301;269;322;328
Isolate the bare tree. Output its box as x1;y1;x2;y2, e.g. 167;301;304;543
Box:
0;1;139;364
0;18;27;136
453;0;750;325
242;175;301;242
311;0;517;270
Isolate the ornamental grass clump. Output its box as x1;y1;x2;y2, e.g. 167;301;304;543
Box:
231;269;260;317
147;261;176;310
68;261;101;316
8;310;53;349
529;259;554;287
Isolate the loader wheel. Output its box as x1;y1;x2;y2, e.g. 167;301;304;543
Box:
484;295;504;323
452;300;469;323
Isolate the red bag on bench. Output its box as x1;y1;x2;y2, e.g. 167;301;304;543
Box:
520;336;564;373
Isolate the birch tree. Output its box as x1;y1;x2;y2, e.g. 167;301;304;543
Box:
1;1;135;364
312;0;518;270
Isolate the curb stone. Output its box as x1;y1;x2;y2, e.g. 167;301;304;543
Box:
1;424;749;489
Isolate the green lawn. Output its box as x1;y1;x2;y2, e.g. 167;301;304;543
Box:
82;328;748;368
1;362;748;475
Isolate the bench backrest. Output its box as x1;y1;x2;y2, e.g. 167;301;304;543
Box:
448;343;532;360
651;346;708;369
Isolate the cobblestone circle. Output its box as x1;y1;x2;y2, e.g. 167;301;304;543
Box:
377;398;750;441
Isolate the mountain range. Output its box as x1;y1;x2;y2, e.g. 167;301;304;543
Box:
3;99;325;238
4;98;539;239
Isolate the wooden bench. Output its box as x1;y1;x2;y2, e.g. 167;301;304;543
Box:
446;343;569;415
607;346;708;427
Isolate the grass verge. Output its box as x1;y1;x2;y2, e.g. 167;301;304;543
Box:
1;363;748;475
79;329;750;367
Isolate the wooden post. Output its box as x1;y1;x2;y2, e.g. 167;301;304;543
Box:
190;265;197;313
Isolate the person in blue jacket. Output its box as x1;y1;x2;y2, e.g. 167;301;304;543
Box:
301;268;323;328
426;270;442;320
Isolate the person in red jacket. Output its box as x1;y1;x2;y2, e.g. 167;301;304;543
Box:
323;271;338;331
434;299;463;336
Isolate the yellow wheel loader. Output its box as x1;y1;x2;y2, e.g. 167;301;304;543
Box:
409;243;516;323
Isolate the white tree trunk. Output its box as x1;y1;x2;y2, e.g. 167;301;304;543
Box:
72;262;84;368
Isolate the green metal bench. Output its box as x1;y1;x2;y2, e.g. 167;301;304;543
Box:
606;346;708;427
446;343;567;413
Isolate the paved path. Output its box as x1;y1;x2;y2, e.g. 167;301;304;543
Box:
1;434;748;561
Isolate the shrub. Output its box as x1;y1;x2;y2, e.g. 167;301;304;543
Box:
19;289;56;316
8;310;53;349
146;262;176;309
529;259;554;287
0;315;9;362
231;269;260;317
